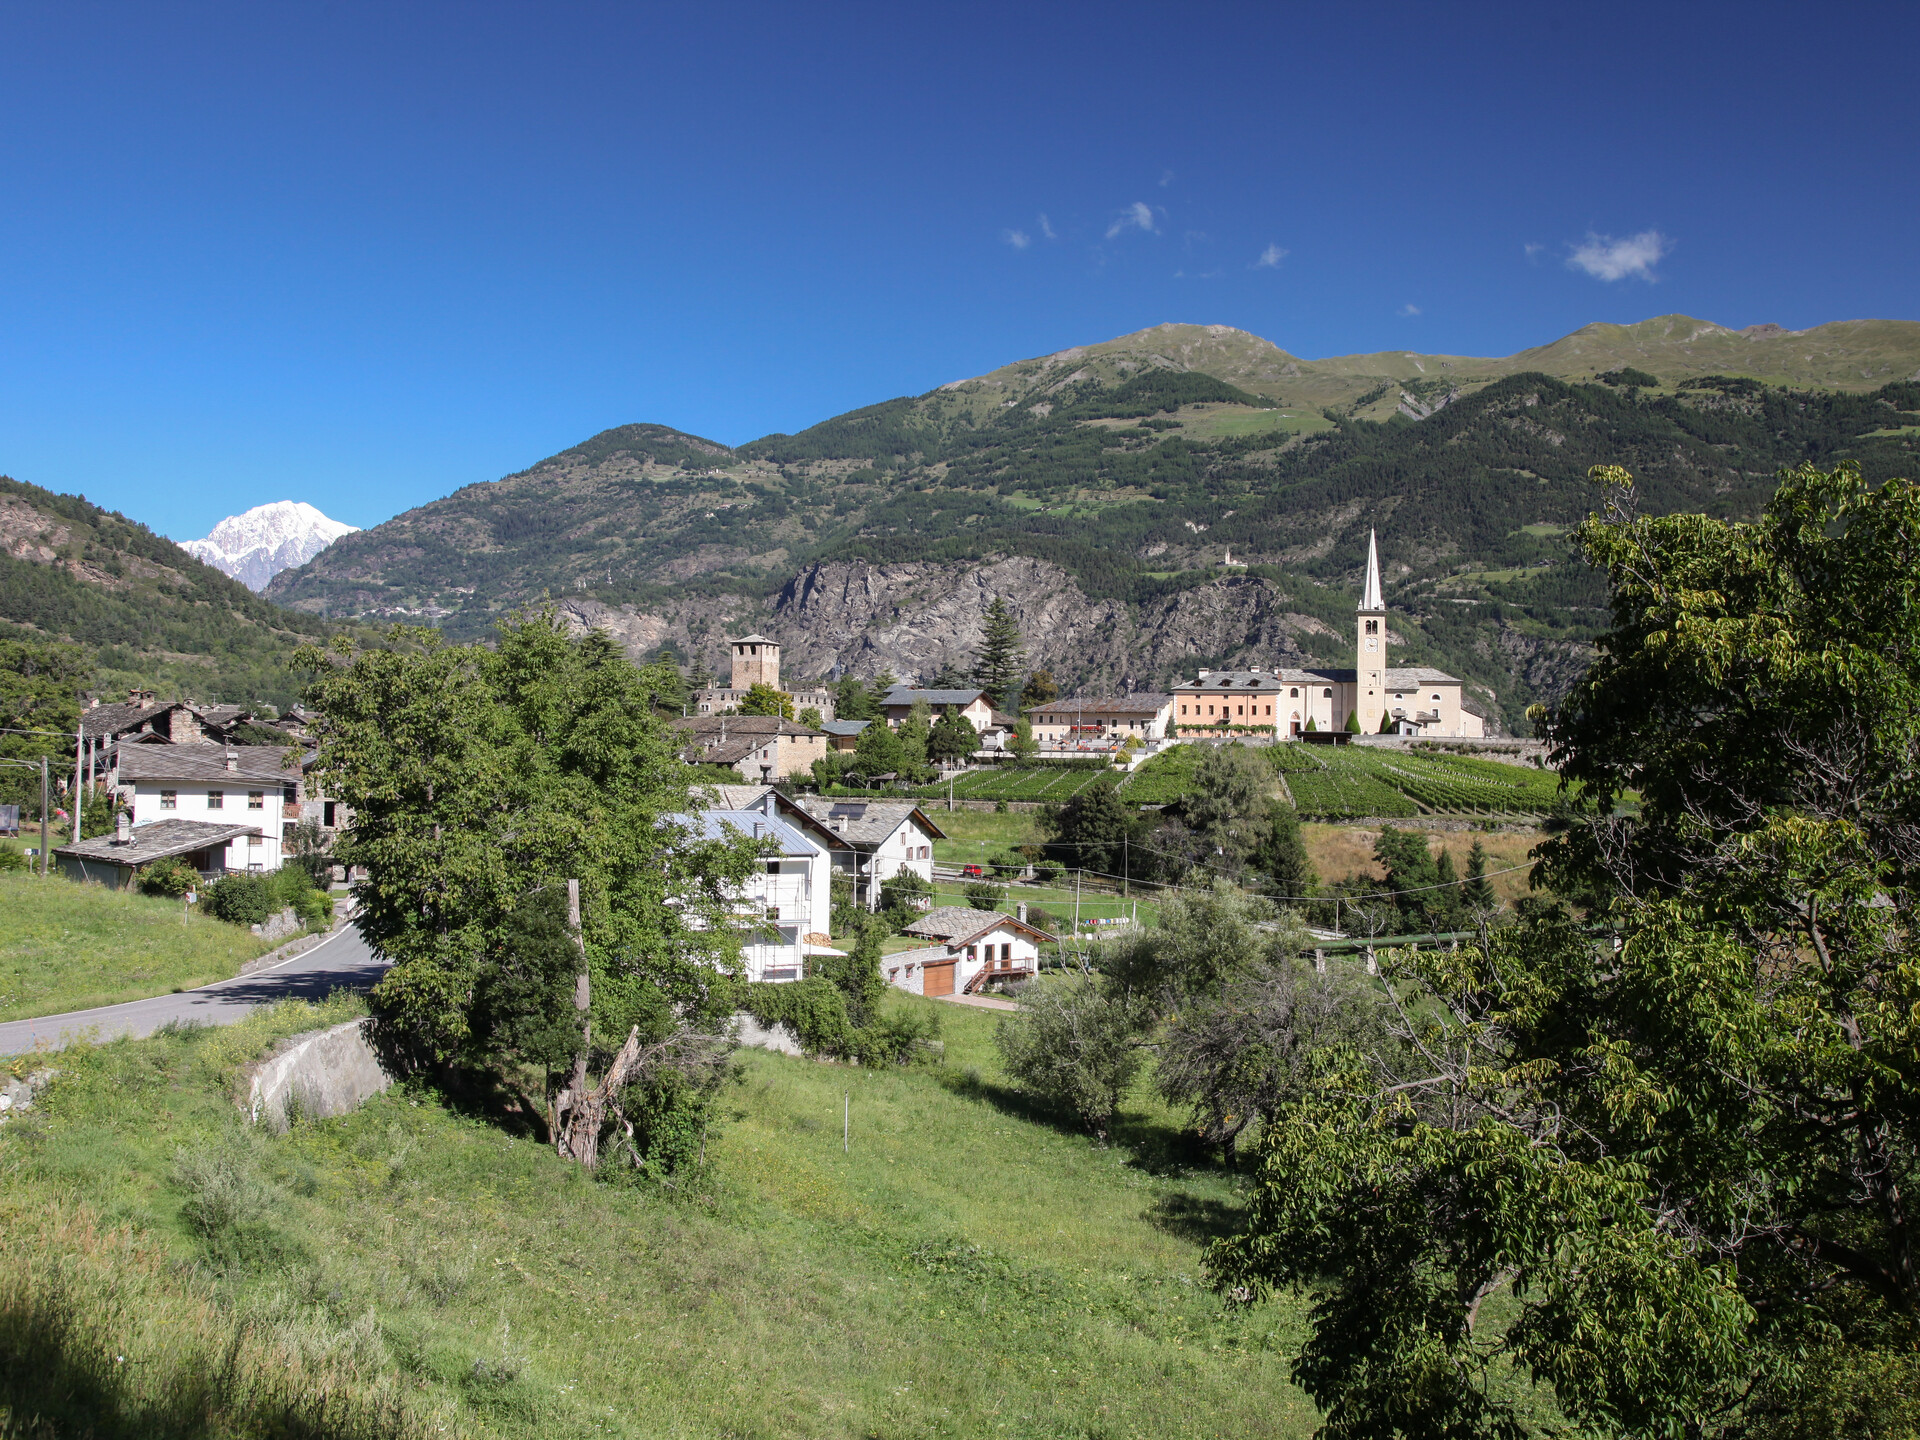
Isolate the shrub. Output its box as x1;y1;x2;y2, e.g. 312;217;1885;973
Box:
136;855;197;896
994;978;1143;1140
1032;859;1064;885
0;843;28;874
989;852;1025;879
964;880;1005;911
879;869;932;921
201;873;278;926
1024;904;1058;934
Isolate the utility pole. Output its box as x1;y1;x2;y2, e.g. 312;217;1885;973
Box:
72;726;84;844
39;757;49;878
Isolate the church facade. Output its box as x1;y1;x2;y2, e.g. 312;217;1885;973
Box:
1170;531;1486;739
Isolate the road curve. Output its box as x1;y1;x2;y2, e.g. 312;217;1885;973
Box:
0;923;390;1057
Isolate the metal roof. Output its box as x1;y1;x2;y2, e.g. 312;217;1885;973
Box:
666;809;821;858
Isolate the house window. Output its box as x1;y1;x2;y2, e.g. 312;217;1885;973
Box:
207;790;224;810
1323;688;1333;698
160;790;177;811
1433;693;1442;701
1236;705;1244;717
1001;943;1012;961
283;786;296;803
1365;619;1379;635
1265;705;1272;716
1290;688;1299;697
1180;704;1188;716
248;791;264;810
1207;705;1215;716
965;945;977;961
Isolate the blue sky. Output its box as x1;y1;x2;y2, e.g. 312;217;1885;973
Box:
1;1;1915;542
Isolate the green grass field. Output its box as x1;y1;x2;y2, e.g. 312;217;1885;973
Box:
1;993;1317;1439
0;868;276;1022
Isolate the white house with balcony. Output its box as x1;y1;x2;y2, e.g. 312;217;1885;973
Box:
108;744;305;874
670;807;830;983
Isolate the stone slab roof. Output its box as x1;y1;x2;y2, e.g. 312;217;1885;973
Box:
903;905;1052;946
115;745;304;784
820;719;870;736
1026;694;1172;716
789;797;947;846
80;698;189;740
56;819;261;866
882;687;985;708
671;715;823;736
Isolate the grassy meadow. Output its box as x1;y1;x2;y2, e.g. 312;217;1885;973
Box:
0;991;1317;1440
0;866;276;1022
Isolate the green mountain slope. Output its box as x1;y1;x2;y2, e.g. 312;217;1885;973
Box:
0;475;333;708
266;316;1920;730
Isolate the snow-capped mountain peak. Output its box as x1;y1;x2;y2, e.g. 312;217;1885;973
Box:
180;501;358;592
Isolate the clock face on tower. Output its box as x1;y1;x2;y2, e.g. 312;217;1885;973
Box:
1367;638;1377;650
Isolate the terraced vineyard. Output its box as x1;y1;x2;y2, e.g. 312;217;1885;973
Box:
1278;746;1563;820
910;762;1117;804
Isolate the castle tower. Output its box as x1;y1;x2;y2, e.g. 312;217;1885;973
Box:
729;634;781;691
1355;530;1386;730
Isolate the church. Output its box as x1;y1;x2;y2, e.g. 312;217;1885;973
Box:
1170;531;1486;739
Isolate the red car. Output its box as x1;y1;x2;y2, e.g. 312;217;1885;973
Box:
961;864;986;878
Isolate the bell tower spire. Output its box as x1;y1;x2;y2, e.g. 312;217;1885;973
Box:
1355;529;1386;731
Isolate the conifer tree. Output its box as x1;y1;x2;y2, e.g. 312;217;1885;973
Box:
1462;837;1497;911
972;598;1025;711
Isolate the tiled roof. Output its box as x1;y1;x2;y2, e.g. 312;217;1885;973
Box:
788;796;947;846
1384;667;1462;685
55;819;261;866
1026;694;1172;716
115;745;303;784
699;784;774;809
820;719;870;736
666;809;820;858
682;735;776;766
882;687;984;708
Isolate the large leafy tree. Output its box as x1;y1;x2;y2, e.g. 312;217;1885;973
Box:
1207;462;1920;1438
972;597;1025;711
926;707;979;764
736;682;794;719
295;612;759;1169
0;638;87;814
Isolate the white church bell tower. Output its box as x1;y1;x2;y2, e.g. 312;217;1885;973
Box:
1355;529;1386;732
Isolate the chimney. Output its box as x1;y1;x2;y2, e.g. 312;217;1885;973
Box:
224;751;238;772
753;820;766;839
114;810;131;845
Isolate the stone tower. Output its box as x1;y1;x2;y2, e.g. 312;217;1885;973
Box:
1355;530;1386;731
730;634;781;691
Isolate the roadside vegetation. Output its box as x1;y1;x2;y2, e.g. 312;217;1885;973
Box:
0;862;276;1022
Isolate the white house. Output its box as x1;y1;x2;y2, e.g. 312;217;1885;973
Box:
880;687;995;731
1025;694;1174;746
784;797;943;912
885;905;1052;997
109;744;305;873
669;807;830;983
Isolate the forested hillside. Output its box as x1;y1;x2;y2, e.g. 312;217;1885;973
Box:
267;313;1920;731
0;475;332;709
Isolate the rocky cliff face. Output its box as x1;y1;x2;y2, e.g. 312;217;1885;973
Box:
547;554;1533;731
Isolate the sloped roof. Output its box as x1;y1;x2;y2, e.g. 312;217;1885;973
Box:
882;687;985;708
667;809;820;858
821;719;870;736
681;735;777;766
1026;694;1172;716
731;633;775;645
788;796;947;846
903;905;1053;946
79;697;189;740
1384;668;1463;685
671;714;823;736
699;783;774;809
55;819;261;866
1174;671;1284;691
115;745;303;784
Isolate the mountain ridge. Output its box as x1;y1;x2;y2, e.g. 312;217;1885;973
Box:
242;312;1920;730
181;500;358;592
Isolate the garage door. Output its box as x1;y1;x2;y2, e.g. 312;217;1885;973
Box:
923;961;955;997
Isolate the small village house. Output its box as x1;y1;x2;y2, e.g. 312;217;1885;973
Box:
671;714;827;782
667;806;830;982
885;905;1052;997
1025;693;1174;746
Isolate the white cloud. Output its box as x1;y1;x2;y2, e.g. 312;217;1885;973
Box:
1523;242;1545;262
1039;213;1057;240
1398;303;1421;317
1252;243;1288;269
1567;229;1671;282
1004;228;1031;250
1105;201;1158;239
1159;169;1176;187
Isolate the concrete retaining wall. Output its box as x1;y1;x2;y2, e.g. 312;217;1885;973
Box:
244;1017;393;1130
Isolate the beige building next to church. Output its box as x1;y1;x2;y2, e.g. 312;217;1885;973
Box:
693;635;836;721
1171;531;1487;739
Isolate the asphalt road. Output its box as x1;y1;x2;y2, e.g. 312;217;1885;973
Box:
0;923;389;1057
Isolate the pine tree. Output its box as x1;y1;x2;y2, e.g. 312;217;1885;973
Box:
1023;669;1059;706
1462;838;1497;911
973;598;1025;711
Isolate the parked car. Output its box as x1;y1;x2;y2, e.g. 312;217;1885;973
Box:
961;863;986;878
